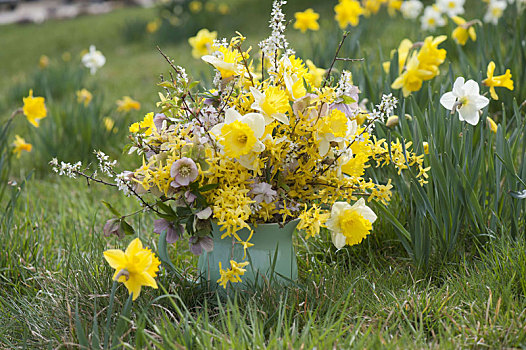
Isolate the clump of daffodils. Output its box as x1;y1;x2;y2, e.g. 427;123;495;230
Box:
54;1;428;289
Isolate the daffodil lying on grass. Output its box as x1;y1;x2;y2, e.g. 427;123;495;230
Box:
103;238;160;300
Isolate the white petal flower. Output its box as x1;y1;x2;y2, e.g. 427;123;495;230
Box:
484;0;507;24
436;0;465;17
401;0;424;19
440;77;489;125
81;45;106;75
421;5;446;31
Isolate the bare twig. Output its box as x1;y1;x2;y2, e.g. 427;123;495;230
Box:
322;31;350;88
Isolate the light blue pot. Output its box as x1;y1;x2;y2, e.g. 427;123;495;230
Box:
198;219;300;288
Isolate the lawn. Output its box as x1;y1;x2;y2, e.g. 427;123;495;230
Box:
1;0;526;348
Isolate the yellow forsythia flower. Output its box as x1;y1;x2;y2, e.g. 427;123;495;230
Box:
334;0;364;28
76;88;93;107
117;96;141;112
482;61;513;100
217;260;249;288
23;89;47;127
293;8;320;33
103;238;160;300
451;16;477;46
188;29;217;59
12;135;32;158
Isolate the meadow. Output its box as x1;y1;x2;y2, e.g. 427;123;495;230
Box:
1;0;526;348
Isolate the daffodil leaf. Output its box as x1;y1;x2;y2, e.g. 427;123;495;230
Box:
101;200;121;217
509;190;526;199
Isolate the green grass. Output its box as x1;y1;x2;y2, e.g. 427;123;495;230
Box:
1;177;526;348
1;1;526;348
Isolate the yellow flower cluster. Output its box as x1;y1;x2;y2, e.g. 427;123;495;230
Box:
217;260;249;288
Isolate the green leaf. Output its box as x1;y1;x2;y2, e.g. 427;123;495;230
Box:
75;299;89;348
120;220;135;236
340;95;356;105
101;201;121;217
198;183;219;192
187;81;200;90
158;230;177;272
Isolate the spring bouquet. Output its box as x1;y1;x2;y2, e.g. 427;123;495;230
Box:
52;0;429;292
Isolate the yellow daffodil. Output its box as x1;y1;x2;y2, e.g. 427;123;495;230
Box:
306;59;326;87
129;112;155;135
218;3;229;14
12;135;32;158
487;116;498;133
250;86;290;125
391;52;434;97
188;29;218;59
103;117;115;132
211;108;266;169
417;35;447;79
482;61;513;100
23;89;47;127
39;55;49;69
387;0;403;16
383;38;413;74
363;0;382;17
117;96;141;112
316;109;357;156
146;19;161;34
76;88;93;107
103;238;160;300
189;0;202;13
293;8;320;33
326;198;377;249
334;0;364;28
451;16;477;45
202;46;243;79
423;141;429;154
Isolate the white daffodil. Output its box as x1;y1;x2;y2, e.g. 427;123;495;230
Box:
400;0;424;19
81;45;106;75
484;0;507;24
440;77;489;125
421;5;446;31
210;108;266;169
436;0;465;17
249;86;290;125
326;199;377;249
